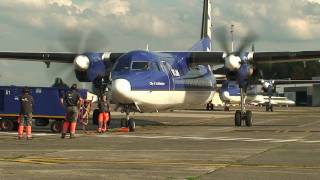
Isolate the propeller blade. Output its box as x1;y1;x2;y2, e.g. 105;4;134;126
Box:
235;32;258;56
215;27;231;54
59;29;108;53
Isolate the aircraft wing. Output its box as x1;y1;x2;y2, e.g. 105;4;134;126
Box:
0;52;124;63
0;52;78;63
177;51;320;65
1;51;320;65
252;51;320;64
272;79;320;84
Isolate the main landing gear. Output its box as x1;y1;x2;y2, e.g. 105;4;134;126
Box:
120;105;136;132
224;104;230;111
265;96;273;112
234;88;252;127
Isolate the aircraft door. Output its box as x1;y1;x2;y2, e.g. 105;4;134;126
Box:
160;61;174;90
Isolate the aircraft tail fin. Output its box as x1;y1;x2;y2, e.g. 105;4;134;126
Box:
190;0;212;52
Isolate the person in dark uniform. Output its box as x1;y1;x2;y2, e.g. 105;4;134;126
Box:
97;94;110;133
18;87;34;140
60;84;82;139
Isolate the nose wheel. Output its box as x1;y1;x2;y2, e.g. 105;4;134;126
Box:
235;110;252;127
121;106;136;132
266;97;274;112
234;87;253;127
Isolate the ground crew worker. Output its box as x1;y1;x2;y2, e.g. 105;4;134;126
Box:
60;84;82;139
97;94;110;133
18;87;34;140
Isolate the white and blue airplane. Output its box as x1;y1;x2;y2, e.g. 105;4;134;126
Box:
219;79;320;112
1;0;320;130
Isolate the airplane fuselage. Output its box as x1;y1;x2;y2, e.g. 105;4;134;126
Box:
111;50;216;112
220;81;295;106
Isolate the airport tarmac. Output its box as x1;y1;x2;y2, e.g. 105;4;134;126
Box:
1;107;320;180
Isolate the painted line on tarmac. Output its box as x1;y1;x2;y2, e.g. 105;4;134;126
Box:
0;131;318;144
0;132;56;136
102;134;318;144
3;156;320;170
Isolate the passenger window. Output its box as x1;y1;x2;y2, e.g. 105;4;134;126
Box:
131;62;149;71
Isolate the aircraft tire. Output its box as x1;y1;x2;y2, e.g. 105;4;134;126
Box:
235;110;242;126
270;105;274;112
128;119;135;132
206;104;210;111
209;104;214;111
245;110;252;127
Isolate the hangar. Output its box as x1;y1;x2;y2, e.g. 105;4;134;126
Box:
277;77;320;106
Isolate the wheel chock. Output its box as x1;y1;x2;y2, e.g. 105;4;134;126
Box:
118;127;129;132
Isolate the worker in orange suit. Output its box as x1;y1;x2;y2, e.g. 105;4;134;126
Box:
60;84;82;139
18;87;34;140
97;94;110;133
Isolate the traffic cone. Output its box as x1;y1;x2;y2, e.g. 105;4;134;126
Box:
118;127;129;132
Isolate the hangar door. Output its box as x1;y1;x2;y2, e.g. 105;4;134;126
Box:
296;91;308;106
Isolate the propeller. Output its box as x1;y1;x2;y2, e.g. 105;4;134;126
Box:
45;45;77;86
59;28;109;72
57;28;113;89
215;27;257;71
59;29;108;53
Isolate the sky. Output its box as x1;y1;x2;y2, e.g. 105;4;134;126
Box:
1;0;320;87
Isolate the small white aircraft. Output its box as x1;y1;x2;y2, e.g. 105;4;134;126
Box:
219;80;319;112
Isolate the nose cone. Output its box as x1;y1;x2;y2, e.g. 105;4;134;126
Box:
221;91;230;101
112;79;132;103
74;55;90;71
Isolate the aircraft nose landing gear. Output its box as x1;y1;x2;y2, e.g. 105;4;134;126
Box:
120;105;136;132
234;88;253;127
265;96;274;112
235;110;252;127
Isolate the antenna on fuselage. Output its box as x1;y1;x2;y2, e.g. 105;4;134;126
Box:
146;44;149;51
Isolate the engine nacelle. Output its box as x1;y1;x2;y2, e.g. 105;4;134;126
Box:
261;80;275;93
237;64;254;88
224;54;241;71
74;52;111;82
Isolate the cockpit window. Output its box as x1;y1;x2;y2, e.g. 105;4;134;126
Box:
114;60;130;71
131;61;149;71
